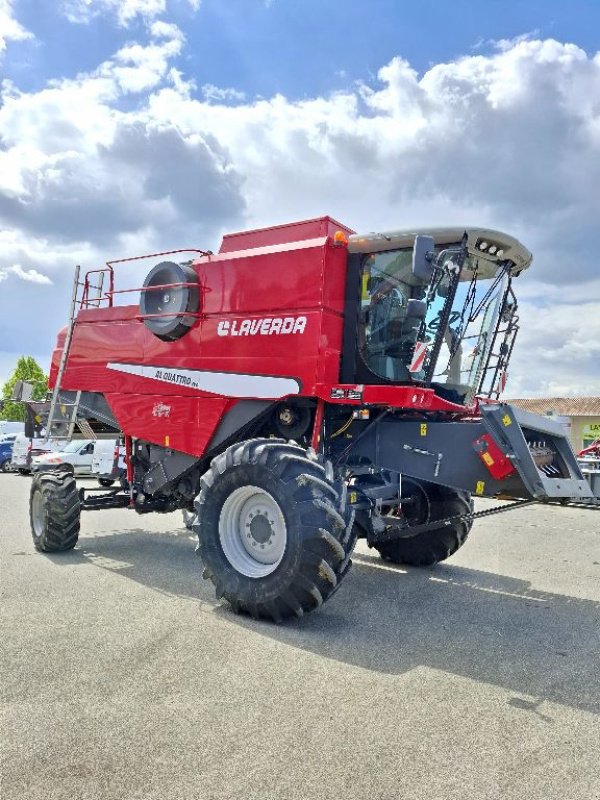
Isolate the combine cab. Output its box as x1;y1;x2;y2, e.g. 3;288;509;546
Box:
25;216;595;620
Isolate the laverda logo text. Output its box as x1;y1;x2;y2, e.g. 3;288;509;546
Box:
217;316;307;337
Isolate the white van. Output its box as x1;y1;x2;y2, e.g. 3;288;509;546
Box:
11;433;65;474
92;438;126;486
32;440;95;475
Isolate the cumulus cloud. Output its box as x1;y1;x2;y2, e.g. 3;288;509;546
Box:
145;40;600;278
62;0;198;26
0;264;52;284
202;84;246;104
0;0;33;54
0;23;244;249
108;31;184;92
507;300;600;397
0;32;599;395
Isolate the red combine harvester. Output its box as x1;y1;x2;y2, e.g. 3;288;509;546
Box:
578;440;600;458
24;216;595;621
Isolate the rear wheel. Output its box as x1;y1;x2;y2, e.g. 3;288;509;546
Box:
373;480;472;566
98;478;115;487
0;458;10;472
30;471;80;552
194;439;356;622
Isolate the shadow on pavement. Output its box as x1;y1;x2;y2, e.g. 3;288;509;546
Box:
49;525;600;716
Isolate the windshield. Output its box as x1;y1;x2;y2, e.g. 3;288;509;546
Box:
359;247;514;403
423;263;508;402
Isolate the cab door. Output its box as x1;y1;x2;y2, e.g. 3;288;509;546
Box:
74;441;95;474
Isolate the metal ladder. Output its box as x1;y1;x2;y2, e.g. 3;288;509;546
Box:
45;265;104;441
477;285;520;400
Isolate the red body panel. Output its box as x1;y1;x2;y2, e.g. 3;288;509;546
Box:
51;225;352;455
316;384;476;413
49;217;475;457
219;216;354;254
105;393;230;457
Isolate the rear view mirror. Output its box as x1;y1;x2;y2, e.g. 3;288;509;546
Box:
412;235;435;282
11;380;34;402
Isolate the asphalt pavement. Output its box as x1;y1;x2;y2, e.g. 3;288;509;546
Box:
1;472;599;800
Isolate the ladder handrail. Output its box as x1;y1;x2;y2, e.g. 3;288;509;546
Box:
45;265;81;441
79;250;211;311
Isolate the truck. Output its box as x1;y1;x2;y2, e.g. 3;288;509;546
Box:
24;216;595;621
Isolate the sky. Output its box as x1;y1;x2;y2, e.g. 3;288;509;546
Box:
1;0;599;397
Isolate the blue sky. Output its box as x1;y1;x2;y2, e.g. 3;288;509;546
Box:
1;0;600;395
7;0;600;98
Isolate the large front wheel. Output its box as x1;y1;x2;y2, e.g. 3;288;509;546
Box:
194;439;356;622
30;471;80;552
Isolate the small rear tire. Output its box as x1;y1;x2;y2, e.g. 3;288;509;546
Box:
30;471;80;552
0;458;10;472
194;439;356;622
373;481;472;566
98;478;115;487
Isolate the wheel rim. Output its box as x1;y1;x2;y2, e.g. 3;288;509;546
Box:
31;488;45;539
219;485;287;578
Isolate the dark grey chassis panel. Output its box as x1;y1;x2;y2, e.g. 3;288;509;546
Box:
345;403;592;501
480;404;591;499
24;391;119;437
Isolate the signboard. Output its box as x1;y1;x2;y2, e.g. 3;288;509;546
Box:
582;422;600;445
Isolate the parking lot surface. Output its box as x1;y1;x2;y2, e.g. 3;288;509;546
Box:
1;472;599;800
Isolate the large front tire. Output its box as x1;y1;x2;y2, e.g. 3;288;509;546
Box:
30;471;81;552
373;482;472;566
194;439;356;622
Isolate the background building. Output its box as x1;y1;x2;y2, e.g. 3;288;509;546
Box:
508;397;600;453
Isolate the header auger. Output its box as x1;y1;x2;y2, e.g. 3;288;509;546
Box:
23;216;595;621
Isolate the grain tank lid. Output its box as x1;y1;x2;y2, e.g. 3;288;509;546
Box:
218;216;355;254
348;226;532;275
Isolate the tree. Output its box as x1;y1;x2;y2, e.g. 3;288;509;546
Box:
1;356;48;421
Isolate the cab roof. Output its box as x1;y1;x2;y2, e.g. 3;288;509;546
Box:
348;227;532;275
